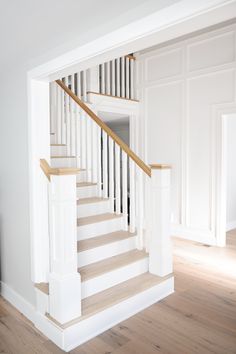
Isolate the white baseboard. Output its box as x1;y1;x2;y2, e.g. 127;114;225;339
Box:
0;277;174;353
0;281;36;324
0;281;64;349
171;224;217;246
63;276;174;351
226;220;236;232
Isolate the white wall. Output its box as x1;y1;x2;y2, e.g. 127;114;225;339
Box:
138;22;236;245
226;114;236;231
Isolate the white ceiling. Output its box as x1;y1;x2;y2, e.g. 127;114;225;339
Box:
0;0;181;69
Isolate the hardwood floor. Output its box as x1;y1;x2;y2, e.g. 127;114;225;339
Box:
0;231;236;353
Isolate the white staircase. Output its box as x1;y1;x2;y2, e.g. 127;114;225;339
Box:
35;55;174;351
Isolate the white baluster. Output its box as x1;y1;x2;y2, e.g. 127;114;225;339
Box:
49;82;54;133
80;112;86;169
82;70;87;102
126;57;130;99
70;75;76;156
115;144;121;214
116;58;120;97
136;169;144;249
92;120;98;183
105;62;110;95
75;108;81;168
50;82;56;136
130;58;134;100
77;72;81;99
102;131;108;198
86;117;92;182
101;63;105;94
65;76;71;155
87;66;99;93
97;125;102;197
129;159;135;233
61;82;66;145
56;83;62;144
111;59;116;96
121;57;125;98
122;151;128;230
109;138;115;212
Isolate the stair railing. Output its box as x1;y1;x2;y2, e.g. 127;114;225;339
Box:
56;78;150;243
97;54;136;99
56;79;173;274
41;67;173;325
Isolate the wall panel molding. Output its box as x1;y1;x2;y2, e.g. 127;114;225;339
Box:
138;22;236;244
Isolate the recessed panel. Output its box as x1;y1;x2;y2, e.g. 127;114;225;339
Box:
145;49;183;82
188;32;235;72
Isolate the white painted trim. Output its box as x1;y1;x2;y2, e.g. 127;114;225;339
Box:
28;0;236;82
0;277;174;352
226;220;236;231
64;276;174;351
0;281;36;324
171;224;217;245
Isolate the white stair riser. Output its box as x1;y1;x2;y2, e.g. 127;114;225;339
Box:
77;217;124;240
81;257;149;299
51;157;77;168
51;145;67;156
77;200;110;218
77;236;137;267
76;171;87;183
77;185;98;199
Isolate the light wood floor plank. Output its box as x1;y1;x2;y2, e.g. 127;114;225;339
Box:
0;231;235;353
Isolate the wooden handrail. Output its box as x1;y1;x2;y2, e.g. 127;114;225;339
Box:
125;54;136;60
40;159;80;181
56;80;151;177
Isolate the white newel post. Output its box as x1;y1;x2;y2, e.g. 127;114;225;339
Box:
48;174;81;324
148;165;173;277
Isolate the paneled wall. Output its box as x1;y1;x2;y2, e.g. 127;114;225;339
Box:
137;22;236;245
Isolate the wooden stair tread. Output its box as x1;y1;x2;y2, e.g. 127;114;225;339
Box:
50;144;66;146
78;230;136;252
78;250;147;281
87;91;139;103
35;282;49;295
77;197;108;205
51;155;76;158
77;213;122;226
47;272;172;329
77;182;97;188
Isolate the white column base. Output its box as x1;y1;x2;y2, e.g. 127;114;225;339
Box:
49;272;81;324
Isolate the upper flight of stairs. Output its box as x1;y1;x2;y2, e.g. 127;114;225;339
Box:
35;141;174;350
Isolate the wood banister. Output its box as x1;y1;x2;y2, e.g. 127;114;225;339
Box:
56;79;151;177
125;54;136;60
40;159;80;181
